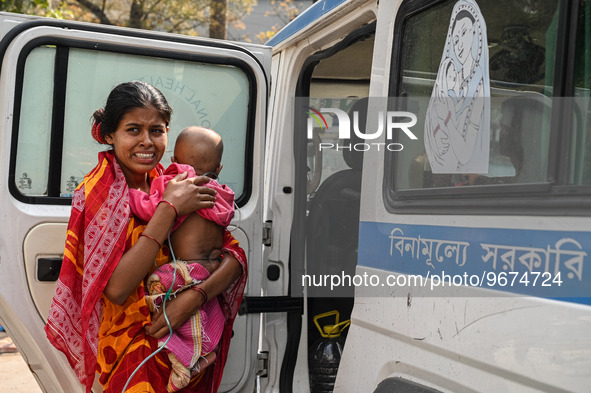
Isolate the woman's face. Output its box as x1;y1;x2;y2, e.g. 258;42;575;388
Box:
452;16;474;65
104;106;168;190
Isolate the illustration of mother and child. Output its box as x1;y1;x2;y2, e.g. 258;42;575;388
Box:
425;0;491;175
44;80;247;393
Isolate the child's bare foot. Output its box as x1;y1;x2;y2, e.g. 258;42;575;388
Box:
196;351;217;373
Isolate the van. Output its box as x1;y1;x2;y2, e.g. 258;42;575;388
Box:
1;0;590;391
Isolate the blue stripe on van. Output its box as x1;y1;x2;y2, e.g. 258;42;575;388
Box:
266;0;349;46
357;221;591;304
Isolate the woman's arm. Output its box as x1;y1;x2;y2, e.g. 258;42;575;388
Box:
146;252;243;339
104;173;217;305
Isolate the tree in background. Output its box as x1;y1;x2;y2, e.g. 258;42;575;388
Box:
0;0;77;18
255;0;301;43
0;0;256;38
209;0;227;38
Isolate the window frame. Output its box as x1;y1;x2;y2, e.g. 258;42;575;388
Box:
383;0;591;216
6;22;260;206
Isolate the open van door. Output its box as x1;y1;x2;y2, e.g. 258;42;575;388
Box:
0;13;269;392
257;0;378;391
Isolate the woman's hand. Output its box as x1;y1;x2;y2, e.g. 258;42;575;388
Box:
146;289;203;339
104;174;217;305
145;252;242;339
162;172;217;216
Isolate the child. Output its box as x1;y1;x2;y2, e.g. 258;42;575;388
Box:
445;58;467;114
129;126;234;392
435;58;469;134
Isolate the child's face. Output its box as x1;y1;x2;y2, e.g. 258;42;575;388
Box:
446;62;457;91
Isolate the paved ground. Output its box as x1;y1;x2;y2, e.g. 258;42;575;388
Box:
0;332;43;393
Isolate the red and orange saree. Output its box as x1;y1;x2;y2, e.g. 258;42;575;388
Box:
45;151;247;393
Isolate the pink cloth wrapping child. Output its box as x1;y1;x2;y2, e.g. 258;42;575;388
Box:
129;162;235;392
130;162;234;230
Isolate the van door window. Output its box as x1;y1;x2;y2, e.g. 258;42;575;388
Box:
13;44;253;203
15;46;55;197
569;0;591;185
388;0;559;191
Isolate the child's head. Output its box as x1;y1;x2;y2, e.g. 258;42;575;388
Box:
445;59;458;93
172;126;224;178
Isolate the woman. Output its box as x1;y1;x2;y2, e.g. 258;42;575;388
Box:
44;81;247;393
424;0;490;175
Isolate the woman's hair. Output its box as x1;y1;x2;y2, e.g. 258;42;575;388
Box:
92;81;172;144
451;9;476;33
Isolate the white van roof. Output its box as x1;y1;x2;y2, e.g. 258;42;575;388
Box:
266;0;348;46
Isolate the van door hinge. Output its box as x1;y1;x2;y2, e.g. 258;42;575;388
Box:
262;220;272;246
257;351;269;377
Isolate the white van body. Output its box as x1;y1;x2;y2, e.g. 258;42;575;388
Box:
1;0;591;392
266;0;591;391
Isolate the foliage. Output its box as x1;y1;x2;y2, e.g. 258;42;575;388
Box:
255;0;300;43
0;0;257;38
268;0;299;24
0;0;76;18
0;0;307;42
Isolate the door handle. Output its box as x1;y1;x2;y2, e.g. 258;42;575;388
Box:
37;257;62;282
238;296;303;315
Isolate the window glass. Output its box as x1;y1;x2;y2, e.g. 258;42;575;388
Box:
16;46;251;199
15;46;55;196
570;0;591;185
392;0;558;191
